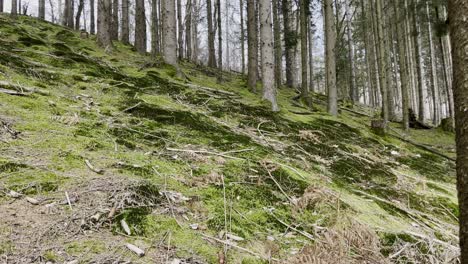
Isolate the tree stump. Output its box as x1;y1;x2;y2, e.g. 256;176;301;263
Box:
440;117;455;133
371;120;386;136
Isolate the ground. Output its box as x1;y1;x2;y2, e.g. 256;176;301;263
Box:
0;15;459;263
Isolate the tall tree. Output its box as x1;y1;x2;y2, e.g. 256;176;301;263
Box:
259;0;278;111
448;1;468;262
111;0;118;40
185;0;192;59
0;0;3;13
272;0;282;88
135;0;147;53
206;0;216;67
345;0;357;103
308;15;315;92
376;0;388;126
90;0;96;34
191;0;199;62
120;0;129;43
426;1;439;125
177;0;183;59
412;0;425;122
39;0;45;19
394;0;410;131
162;0;178;66
240;0;245;74
11;0;17;16
324;0;337;115
216;0;222;71
97;0;113;51
246;0;258;92
152;0;161;55
282;0;296;88
299;0;308;98
75;0;84;30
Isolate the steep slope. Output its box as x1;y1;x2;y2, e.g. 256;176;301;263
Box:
0;15;459;263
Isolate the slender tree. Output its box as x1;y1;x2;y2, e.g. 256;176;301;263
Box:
185;0;192;59
121;0;129;43
345;0;357;103
39;0;45;19
282;0;296;88
162;0;178;66
240;0;245;74
308;15;315;93
448;1;468;262
259;0;278;111
152;0;160;55
299;0;308;98
177;0;183;59
272;0;282;88
376;0;388;125
0;0;3;13
135;0;147;53
75;0;84;30
426;1;439;125
216;0;222;72
206;0;216;67
11;0;17;16
191;0;199;62
90;0;96;34
97;0;113;51
324;0;337;115
246;0;258;92
111;0;118;40
412;0;425;122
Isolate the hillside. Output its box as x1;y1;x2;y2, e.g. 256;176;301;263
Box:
0;15;459;263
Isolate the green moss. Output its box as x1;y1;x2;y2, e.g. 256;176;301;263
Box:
66;240;106;255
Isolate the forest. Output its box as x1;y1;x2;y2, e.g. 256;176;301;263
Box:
0;0;467;263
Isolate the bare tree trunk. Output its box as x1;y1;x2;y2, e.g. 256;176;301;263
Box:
325;0;337;116
152;0;160;55
376;0;388;126
426;1;439;125
436;5;453;119
448;1;468;262
259;0;278;111
191;0;199;62
110;0;118;40
362;0;375;107
216;0;222;72
120;0;129;43
75;0;84;30
185;0;192;59
282;0;296;88
206;0;216;67
162;0;178;66
384;7;395;120
97;0;113;51
68;0;75;28
308;15;315;93
412;0;425;122
0;0;3;13
177;0;183;59
299;0;308;98
247;0;258;92
225;0;229;69
39;0;45;19
272;0;282;88
135;0;147;53
345;0;357;103
90;0;96;34
11;0;17;16
240;0;245;74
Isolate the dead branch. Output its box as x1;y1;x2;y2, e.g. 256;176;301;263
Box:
85;159;104;174
166;147;245;160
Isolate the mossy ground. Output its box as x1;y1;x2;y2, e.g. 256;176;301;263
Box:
0;14;458;263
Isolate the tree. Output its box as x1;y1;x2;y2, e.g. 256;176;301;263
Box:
216;0;222;72
206;0;216;67
345;0;357;103
97;0;113;51
324;0;337;116
308;15;315;92
191;0;199;62
111;0;118;40
75;0;84;30
240;0;245;74
299;0;308;98
185;0;192;59
282;0;296;88
272;0;282;88
426;1;439;125
177;0;183;59
162;0;178;66
246;0;258;92
11;0;17;16
0;0;3;13
376;0;388;126
121;0;129;43
39;0;45;19
448;0;468;262
90;0;96;34
135;0;147;53
259;0;279;111
152;0;161;55
412;0;425;122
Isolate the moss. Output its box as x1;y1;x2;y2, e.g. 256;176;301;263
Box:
66;240;106;255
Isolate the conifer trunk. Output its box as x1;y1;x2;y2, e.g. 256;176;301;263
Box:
110;0;118;40
325;0;337;116
162;0;178;66
206;0;216;67
240;0;245;74
177;0;183;59
135;0;147;53
152;0;160;55
97;0;113;51
90;0;96;34
247;0;258;92
185;0;192;59
412;0;425;122
282;0;296;88
121;0;129;43
299;0;308;97
39;0;45;19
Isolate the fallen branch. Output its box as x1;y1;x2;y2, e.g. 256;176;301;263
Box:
0;88;28;96
122;102;142;112
186;83;238;97
0;80;49;96
262;163;293;204
85;159;104;174
166;147;245;160
125;243;145;257
267;211;315;241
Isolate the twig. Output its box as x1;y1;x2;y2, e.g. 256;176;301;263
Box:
262;163;293;204
166;147;245;160
125;243;145;257
221;173;228;255
65;191;73;210
122;102;142;112
267;211;315;241
85;159;104;174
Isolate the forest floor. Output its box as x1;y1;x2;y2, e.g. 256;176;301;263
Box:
0;15;459;264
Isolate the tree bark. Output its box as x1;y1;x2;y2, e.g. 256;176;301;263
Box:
0;0;3;13
152;0;160;55
110;0;118;40
324;0;337;116
308;15;314;93
247;0;258;92
425;2;439;125
299;0;308;97
206;0;216;67
97;0;113;51
177;0;183;59
448;1;468;262
162;0;178;66
240;0;245;74
90;0;96;34
120;0;129;43
135;0;147;53
282;0;296;88
259;0;279;111
384;6;395;120
412;0;425;122
345;0;357;103
191;0;199;62
11;0;17;16
185;0;192;59
376;0;388;126
75;0;84;30
38;0;45;19
216;0;222;72
67;0;74;28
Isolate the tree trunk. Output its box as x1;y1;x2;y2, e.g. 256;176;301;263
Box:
206;0;216;67
394;0;410;131
384;7;395;120
308;14;314;93
177;0;183;59
225;0;229;70
191;0;199;62
436;5;453;119
39;0;45;19
448;1;468;262
412;0;425;122
216;0;222;72
0;0;3;13
75;0;84;30
135;0;147;53
325;0;337;116
247;0;258;92
345;0;357;103
426;2;439;125
240;0;245;74
185;0;192;59
259;0;278;111
97;0;113;51
361;0;374;107
110;0;118;40
11;0;17;16
299;0;308;97
90;0;96;34
162;0;178;66
152;0;160;55
120;0;129;43
68;0;75;28
376;0;388;126
282;0;296;88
